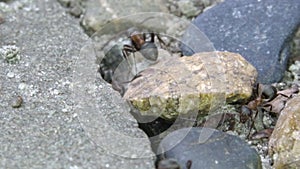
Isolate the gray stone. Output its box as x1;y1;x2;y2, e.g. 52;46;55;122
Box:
57;0;83;17
0;1;154;169
158;127;262;169
177;0;199;18
182;0;300;84
165;0;223;18
81;0;168;35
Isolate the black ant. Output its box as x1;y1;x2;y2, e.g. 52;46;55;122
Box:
240;83;290;139
122;28;166;62
99;17;174;96
109;29;168;95
121;28;167;77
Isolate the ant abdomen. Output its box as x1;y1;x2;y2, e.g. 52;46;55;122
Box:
140;42;158;61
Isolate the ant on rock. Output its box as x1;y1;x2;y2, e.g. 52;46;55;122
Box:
240;83;299;139
122;27;166;62
99;17;178;96
109;28;168;95
239;84;277;138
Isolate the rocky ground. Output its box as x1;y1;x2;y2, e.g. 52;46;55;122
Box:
0;1;154;169
1;0;299;169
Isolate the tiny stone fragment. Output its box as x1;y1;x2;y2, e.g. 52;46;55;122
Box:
12;96;23;108
0;45;20;63
6;72;15;78
69;5;82;17
177;0;199;18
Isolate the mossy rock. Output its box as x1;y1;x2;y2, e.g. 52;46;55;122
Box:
124;51;257;120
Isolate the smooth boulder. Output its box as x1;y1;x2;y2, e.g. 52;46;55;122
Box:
182;0;300;83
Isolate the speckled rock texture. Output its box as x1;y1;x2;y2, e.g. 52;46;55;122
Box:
182;0;300;84
124;51;257;120
0;1;154;168
81;0;168;35
269;94;300;169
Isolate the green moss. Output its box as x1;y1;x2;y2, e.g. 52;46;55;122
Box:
132;98;150;111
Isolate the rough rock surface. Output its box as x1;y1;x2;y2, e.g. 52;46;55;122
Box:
166;0;224;18
124;51;257;120
81;0;168;35
182;0;300;84
0;1;154;168
269;94;300;169
158;127;262;169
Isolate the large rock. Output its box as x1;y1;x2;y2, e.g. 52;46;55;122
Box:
124;51;257;120
0;1;154;168
182;0;300;84
157;127;262;169
269;94;300;169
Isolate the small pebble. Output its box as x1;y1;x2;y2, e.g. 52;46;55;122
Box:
69;6;82;18
12;96;23;108
6;72;15;78
53;89;60;95
0;45;20;63
18;83;27;90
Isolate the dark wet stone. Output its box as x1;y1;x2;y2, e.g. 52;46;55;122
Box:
157;127;262;169
181;0;300;84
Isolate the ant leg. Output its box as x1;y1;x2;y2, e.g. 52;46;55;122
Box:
247;109;258;139
150;33;155;43
256;107;265;130
122;46;131;67
122;45;136;58
122;45;137;59
247;107;263;139
186;160;192;169
143;32;147;42
156;34;167;47
131;51;138;75
122;45;137;75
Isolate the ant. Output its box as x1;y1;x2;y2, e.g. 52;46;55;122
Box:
123;28;166;61
239;83;297;139
99;17;173;95
121;28;167;75
239;84;278;138
109;29;168;95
